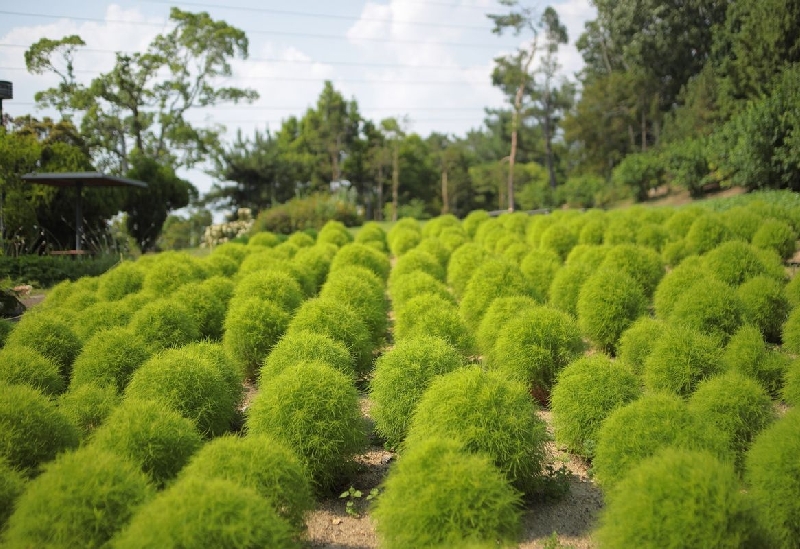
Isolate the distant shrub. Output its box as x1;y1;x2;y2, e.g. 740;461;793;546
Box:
201;252;239;277
294;243;337;290
782;359;800;405
636;223;669;251
547;262;592;316
551;355;640;458
72;300;134;341
57;383;120;440
232;270;304;313
171;282;229;341
0;383;78;474
6;314;82;380
3;447;153;548
236;248;281;276
247;361;366;491
389;249;445;286
416;238;451;269
720;206;763;242
785;273;800;308
0;319;13;348
501;241;529;265
223;296;290;379
317;220;354;248
579;219;606;245
539;224;577;261
354;222;388;251
389;271;455;311
596;448;754;549
752;218;796;259
0;346;64;396
737;276;789;343
592;393;730;488
113;477;297;549
745;409;800;548
373;438;521;549
685;214;731;254
388;228;422;257
462;209;490;238
370;337;464;449
653;256;708;318
703;241;778;286
439;227;469;253
141;252;206;295
669;278;744;344
321;266;387;346
125;347;238;437
262;331;353;383
96;261;144;301
578;269;648;353
330;242;391;281
688;372;774;471
661;238;691;266
665;206;704;240
178;434;313;531
459;259;532;331
248;231;281;248
519;249;561;303
210;242;249;264
476;296;540;356
70;327;151;393
446;243;490;299
405;366;548;494
617;317;665;374
643;324;723;397
604;215;640;245
423;214;461;239
723;325;787;398
286;231;315;248
475;218;504;248
0;458;25;530
394;294;477;358
526;215;557;247
599;244;664;297
287;297;373;376
128;300;201;352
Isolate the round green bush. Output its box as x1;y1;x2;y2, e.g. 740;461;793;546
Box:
92;398;202;487
525;215;557;247
373;438;521;549
501;241;530;265
459;259;532;331
274;242;299;259
595;448;753;549
0;318;14;349
389;227;422;257
782;306;800;353
394;294;476;357
488;306;584;403
112;476;297;549
263;259;317;297
389;249;445;287
551;355;640;458
232;270;304;313
125;347;238;437
669;278;744;344
170;282;229;341
262;330;353;382
603;215;640;245
599;244;664;297
565;244;610;268
475;218;504;248
389;270;455;311
661;238;692;266
579;218;606;245
547;261;593;316
636;223;669;251
476;296;540;356
178;434;313;530
57;383;120;440
60;288;100;312
446;243;489;299
0;383;78;475
354;222;387;250
142;252;206;295
316;220;353;248
592;393;731;488
320;267;387;346
389;217;421;238
519;249;561;303
72;300;134;341
0;458;25;530
422;214;460;239
287;231;315;248
6;313;82;380
96;261;144;301
286;297;373;376
128;300;201;352
223;296;290;380
293;243;337;290
752;218;796;259
370;337;464;449
720;206;763;242
247;361;366;491
248;231;281;248
617;316;665;374
782;358;800;405
685;213;731;255
416;238;451;268
462;209;490;238
3;446;153;548
577;269;648;353
653;255;709;319
202;274;237;306
181;341;243;406
643;324;723;397
210;242;249;264
438;226;468;253
688;371;774;470
745;409;800;548
70;327;151;393
329;242;391;281
405;366;548;494
0;345;64;396
785;273;800;308
539;224;577;260
237;248;281;276
201;252;239;277
737;275;790;343
703;241;778;286
664;206;704;240
499;211;530;235
724;325;787;398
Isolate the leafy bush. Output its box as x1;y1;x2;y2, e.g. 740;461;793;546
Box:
248;231;281;248
476;296;540;356
665;206;704;240
688;371;774;471
548;262;593;316
72;300;134;341
703;241;780;286
178;434;313;531
293;243;337;290
389;249;445;286
737;275;790;343
595;448;754;548
685;213;731;255
617;317;665;374
579;218;606;245
577;269;647;353
57;383;120;440
784;273;800;308
550;355;640;458
669;278;744;344
462;209;490;238
611;149;665;202
416;238;451;268
247;361;366;491
0;458;25;530
232;270;304;313
237;248;281;276
370;337;464;449
389;271;455;311
112;477;297;549
446;243;489;299
0;319;13;349
525;215;556;247
181;341;244;408
141;252;206;295
373;438;521;549
388;218;421;242
422;214;461;238
329;242;390;281
519;249;561;303
0;382;78;474
663;136;713;197
128;300;201;352
210;241;249;264
723;325;787;398
719;206;763;242
636;223;669;252
3;446;153;548
653;256;709;319
0;254;118;288
223;296;290;380
539;224;577;261
262;330;353;382
394;294;476;358
745;409;800;549
0;345;64;396
320;266;388;346
405;366;548;494
96;261;144;301
459;259;532;331
599;244;664;298
604;214;640;245
6;313;82;380
354;221;388;251
752;218;796;259
170;282;229;341
592;393;730;488
388;228;422;257
783;358;800;405
564;243;609;269
70;327;151;393
438;227;468;253
286;297;373;377
92;398;201;487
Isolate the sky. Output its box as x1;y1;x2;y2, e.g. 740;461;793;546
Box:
0;0;595;200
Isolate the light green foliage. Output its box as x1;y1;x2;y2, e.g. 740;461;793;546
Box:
643;324;723;397
370;337;464;449
6;313;81;380
171;282;229;341
287;231;315;248
685;214;731;255
0;383;78;475
57;383;120;440
782;306;800;354
178;434;313;530
551;355;641;458
223;296;290;379
211;242;250;264
0;458;25;530
703;241;783;286
519;249;562;303
287;297;373;376
293;243;337;290
70;327;151;393
723;325;786;398
275;242;299;259
499;212;529;236
526;215;557;247
782;359;800;405
438;227;469;253
320;266;388;346
577;269;648;353
579;218;606;245
462;209;490;238
247;361;367;491
262;331;353;382
599;244;664;297
3;447;153;549
665;207;704;241
248;231;281;248
661;238;691;267
669;278;744;344
416;238;451;269
112;477;298;549
548;262;593;316
475;218;505;250
653;256;708;319
502;241;531;265
389;249;445;286
201;252;239;277
459;259;533;331
477;296;540;356
689;372;774;471
232;270;304;313
237;249;281;276
141;252;206;295
595;449;753;549
182;342;244;405
592;393;731;488
422;214;461;239
354;222;388;251
96;261;144;301
373;438;521;549
389;271;455;311
73;301;134;341
617;317;665;374
125;346;239;437
446;243;490;299
604;215;640;245
394;294;476;358
636;223;669;251
329;243;391;281
0;346;64;396
200;275;235;306
784;273;800;308
720;207;763;242
317;220;354;248
388;228;422;257
745;409;800;549
752;218;796;259
488;306;584;401
737;276;790;343
565;244;610;269
540;224;577;260
92;398;202;487
0;319;14;349
128;300;201;352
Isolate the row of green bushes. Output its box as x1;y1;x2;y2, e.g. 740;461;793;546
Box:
0;254;120;288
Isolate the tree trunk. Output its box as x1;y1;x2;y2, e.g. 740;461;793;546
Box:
441;169;449;214
391;145;399;222
544;106;556;190
508;108;519;212
641;101;647;152
376;167;384;221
